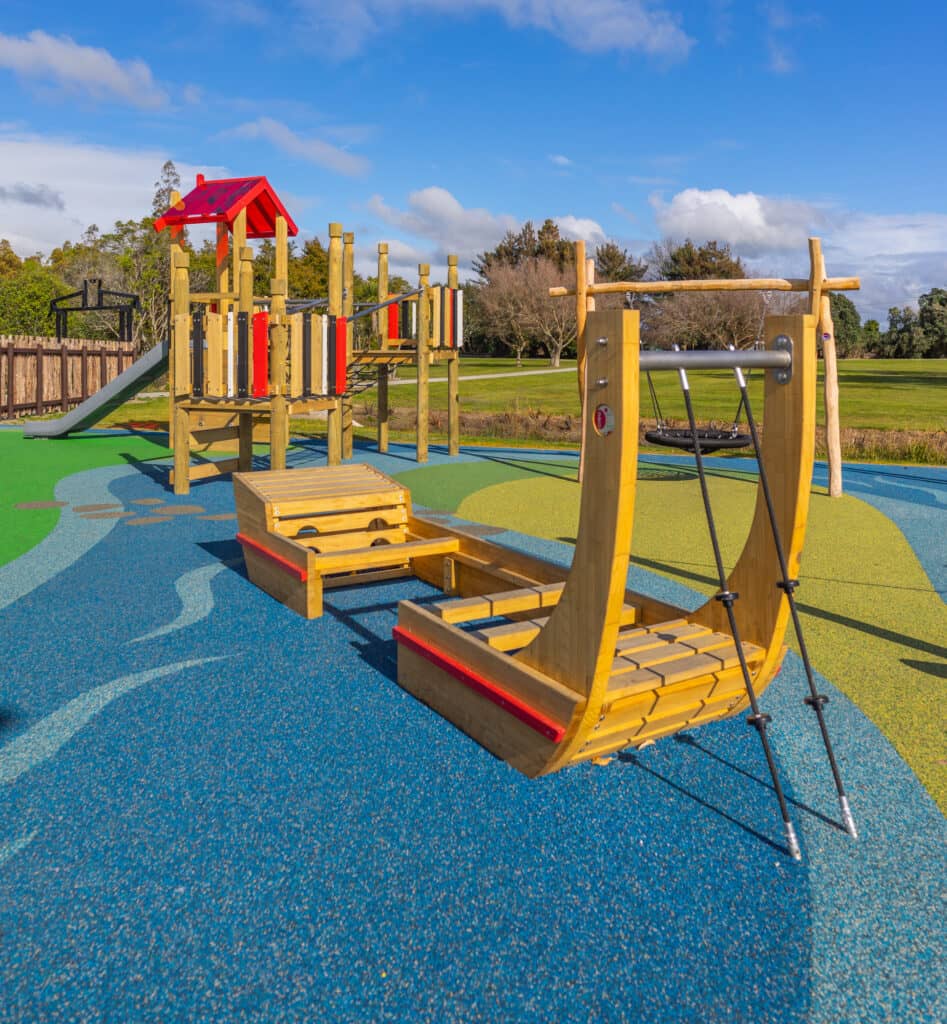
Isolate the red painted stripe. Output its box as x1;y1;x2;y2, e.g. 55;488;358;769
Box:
252;311;269;396
335;316;348;395
392;626;565;742
387;301;398;340
237;532;308;581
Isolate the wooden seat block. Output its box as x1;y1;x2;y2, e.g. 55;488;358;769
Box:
432;583;566;624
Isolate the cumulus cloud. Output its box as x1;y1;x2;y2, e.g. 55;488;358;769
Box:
368;187;519;261
228;118;368;177
651;187;823;254
293;0;693;59
0;182;65;210
0;131;224;255
648;185;947;320
554;215;607;245
0;30;167;109
549;154;572;167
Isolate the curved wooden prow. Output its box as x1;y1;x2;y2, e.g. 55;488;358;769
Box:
394;309;816;776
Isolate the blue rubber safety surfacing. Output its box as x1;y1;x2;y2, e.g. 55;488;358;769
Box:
0;440;944;1023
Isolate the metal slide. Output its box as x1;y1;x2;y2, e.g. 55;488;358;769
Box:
23;340;169;438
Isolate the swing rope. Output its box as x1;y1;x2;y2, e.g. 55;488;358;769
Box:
674;346;802;860
730;351;857;839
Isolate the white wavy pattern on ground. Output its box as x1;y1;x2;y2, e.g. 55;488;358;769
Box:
0;464;138;612
127;559;241;644
0;829;38;869
0;656;226;786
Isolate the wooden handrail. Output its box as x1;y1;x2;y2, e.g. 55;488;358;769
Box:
549;275;860;298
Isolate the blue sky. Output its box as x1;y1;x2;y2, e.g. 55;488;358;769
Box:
1;0;945;321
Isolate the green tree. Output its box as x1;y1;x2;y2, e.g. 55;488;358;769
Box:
862;319;882;355
0;261;69;335
594;242;646;283
289;238;329;298
828;292;863;356
653;238;746;280
473;220;576;276
883;306;930;358
0;239;22;277
918;287;947;357
152;160;182;218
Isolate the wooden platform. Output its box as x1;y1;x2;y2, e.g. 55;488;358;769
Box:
234;464;460;618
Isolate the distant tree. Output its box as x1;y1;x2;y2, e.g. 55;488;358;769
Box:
594;242;646;283
882;306;930;358
828;292;863;356
861;319;882;355
152;160;182;218
473;257;577;366
473;220;575;276
641;290;764;350
918;287;947;357
0;261;69;335
290;238;329;298
651;238;746;280
0;239;22;278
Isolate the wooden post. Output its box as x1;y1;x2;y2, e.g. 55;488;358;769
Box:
271;213;289;397
377;243;389;346
575;244;590;483
173;404;191;495
447;254;460;457
270;394;288;470
328;223;343;316
809;238;843;497
417;263;430;463
216;222;230;393
239;412;254;472
341;230;355;458
167;188;184;444
377;242;390;452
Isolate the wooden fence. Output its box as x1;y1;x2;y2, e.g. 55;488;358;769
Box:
0;336;139;420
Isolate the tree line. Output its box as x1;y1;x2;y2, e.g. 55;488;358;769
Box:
0;161;944;361
465;223;947;362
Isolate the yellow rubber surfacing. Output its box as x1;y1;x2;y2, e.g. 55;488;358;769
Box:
457;469;947;809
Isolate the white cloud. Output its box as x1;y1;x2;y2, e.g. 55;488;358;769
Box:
549;154;571;166
228;118;368;177
648;185;947;320
0;30;167;109
292;0;693;59
554;215;606;245
651;187;822;253
0;132;225;255
368;187;519;261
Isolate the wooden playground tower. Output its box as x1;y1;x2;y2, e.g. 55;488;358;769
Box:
155;175;461;495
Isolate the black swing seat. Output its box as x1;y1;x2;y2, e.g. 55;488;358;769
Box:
644;427;752;454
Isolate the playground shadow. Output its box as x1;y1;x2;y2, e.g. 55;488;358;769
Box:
0;705;21;739
197;539;249;578
902;658;947;679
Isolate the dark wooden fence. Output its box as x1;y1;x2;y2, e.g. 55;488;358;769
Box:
0;336;138;420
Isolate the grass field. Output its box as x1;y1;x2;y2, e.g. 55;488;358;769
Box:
62;355;947;463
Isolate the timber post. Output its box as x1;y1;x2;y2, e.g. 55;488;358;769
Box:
447;254;460;457
417;263;431;463
377;242;390;452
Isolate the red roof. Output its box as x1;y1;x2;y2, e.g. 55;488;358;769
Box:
154;174;298;239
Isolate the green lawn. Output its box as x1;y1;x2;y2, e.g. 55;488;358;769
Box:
35;356;947;453
376;356;947;432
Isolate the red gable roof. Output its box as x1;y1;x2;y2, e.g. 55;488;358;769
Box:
154;174;298;239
